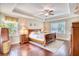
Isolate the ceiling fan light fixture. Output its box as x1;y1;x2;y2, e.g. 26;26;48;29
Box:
44;13;49;16
41;8;54;16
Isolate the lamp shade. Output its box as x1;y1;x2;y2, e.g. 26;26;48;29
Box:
20;27;28;35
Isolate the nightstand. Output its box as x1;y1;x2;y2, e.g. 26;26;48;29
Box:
20;34;29;44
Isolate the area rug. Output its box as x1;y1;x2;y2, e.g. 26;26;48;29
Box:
30;40;64;53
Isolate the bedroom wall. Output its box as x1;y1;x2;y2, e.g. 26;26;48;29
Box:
27;20;43;29
18;18;43;29
43;22;51;33
46;16;79;40
0;14;44;44
65;16;79;40
0;14;19;44
1;13;79;43
12;18;43;44
0;14;5;22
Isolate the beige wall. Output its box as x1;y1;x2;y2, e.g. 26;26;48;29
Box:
18;18;43;29
65;17;79;40
1;13;79;42
0;14;43;44
43;22;51;33
14;18;43;44
46;16;79;40
0;14;43;30
27;20;43;29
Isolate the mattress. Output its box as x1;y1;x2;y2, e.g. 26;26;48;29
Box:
29;32;45;41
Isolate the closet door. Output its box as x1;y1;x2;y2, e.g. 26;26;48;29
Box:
1;28;9;42
71;22;79;56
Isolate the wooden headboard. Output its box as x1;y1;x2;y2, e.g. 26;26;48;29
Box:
28;29;41;35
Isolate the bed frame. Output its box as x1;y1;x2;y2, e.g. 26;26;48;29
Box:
28;29;56;46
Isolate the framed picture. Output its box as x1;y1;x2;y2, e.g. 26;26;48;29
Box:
30;23;32;26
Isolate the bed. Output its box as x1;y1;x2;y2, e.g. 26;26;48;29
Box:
28;29;56;46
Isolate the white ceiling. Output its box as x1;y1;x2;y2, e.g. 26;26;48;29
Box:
0;3;79;22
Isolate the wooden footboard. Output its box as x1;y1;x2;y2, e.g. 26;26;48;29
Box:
45;33;56;44
29;37;45;45
29;33;56;46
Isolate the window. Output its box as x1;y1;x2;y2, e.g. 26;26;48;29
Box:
51;21;65;34
5;22;19;36
0;16;19;36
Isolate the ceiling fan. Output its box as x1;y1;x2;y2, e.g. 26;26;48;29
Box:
40;8;54;17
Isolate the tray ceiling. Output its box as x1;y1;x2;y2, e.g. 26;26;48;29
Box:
0;3;79;22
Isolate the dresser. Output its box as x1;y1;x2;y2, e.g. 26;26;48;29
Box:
71;22;79;56
1;28;11;54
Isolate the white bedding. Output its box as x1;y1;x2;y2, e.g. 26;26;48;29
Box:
29;32;45;41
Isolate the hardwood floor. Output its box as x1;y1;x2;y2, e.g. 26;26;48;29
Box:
0;43;53;56
0;40;69;56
